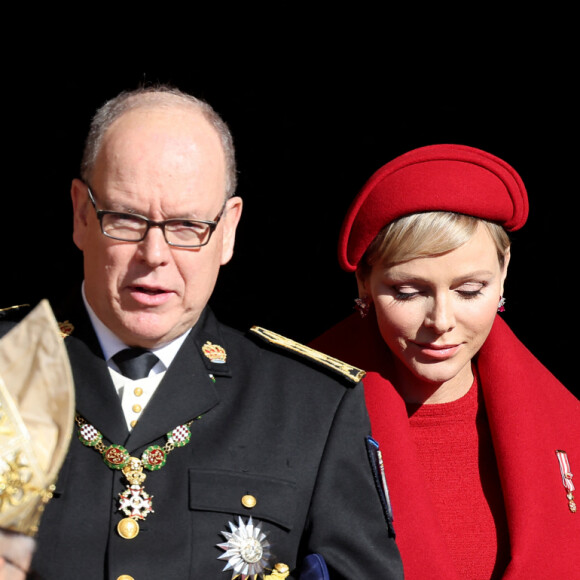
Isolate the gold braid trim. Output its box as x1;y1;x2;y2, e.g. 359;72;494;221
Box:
250;326;365;384
0;305;30;314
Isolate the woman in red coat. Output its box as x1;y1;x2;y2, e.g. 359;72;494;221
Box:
311;144;579;579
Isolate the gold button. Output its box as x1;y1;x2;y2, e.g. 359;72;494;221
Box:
132;404;142;413
130;420;138;428
117;575;134;580
134;387;143;396
117;516;140;540
241;494;257;508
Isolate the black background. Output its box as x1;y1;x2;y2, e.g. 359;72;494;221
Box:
3;53;577;397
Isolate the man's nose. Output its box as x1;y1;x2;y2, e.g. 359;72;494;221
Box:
136;225;171;266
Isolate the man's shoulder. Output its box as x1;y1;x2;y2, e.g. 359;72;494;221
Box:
242;325;366;387
0;303;32;319
0;304;32;336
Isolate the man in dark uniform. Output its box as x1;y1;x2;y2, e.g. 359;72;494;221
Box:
0;86;403;579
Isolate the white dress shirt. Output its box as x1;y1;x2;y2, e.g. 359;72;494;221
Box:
82;284;190;430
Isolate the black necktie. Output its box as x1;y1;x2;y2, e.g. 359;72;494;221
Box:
112;348;159;380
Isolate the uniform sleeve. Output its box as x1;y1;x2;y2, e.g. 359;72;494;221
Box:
302;381;404;579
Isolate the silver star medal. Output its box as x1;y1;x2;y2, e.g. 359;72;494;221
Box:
217;516;273;579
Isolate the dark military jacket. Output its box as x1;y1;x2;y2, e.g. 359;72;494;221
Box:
1;299;403;579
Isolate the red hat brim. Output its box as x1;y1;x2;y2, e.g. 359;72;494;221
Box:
338;144;529;272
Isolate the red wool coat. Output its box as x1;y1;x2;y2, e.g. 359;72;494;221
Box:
311;314;580;579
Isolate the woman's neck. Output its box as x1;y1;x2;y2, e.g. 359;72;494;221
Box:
391;358;474;404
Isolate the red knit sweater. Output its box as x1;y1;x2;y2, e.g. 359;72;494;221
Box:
407;377;510;578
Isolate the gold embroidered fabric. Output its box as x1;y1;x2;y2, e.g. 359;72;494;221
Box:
0;300;74;536
250;326;366;383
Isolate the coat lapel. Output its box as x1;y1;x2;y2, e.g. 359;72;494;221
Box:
363;371;459;579
477;316;580;578
57;295;128;444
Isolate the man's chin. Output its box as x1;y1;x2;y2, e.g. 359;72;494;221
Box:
116;313;196;348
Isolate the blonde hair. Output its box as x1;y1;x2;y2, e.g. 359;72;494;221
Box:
358;212;510;277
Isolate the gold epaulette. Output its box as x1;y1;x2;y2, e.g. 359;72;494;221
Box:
0;304;29;313
249;326;365;384
0;304;30;317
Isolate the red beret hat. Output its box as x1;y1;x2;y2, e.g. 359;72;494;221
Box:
338;144;529;272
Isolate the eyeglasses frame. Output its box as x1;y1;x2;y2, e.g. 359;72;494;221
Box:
85;183;226;248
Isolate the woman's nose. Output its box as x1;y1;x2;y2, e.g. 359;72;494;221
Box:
424;295;456;334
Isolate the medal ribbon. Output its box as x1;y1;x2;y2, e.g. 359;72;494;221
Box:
556;450;575;492
555;450;576;513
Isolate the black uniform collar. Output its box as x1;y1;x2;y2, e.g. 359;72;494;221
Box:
55;290;228;450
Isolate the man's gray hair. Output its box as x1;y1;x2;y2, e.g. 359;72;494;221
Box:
80;85;238;198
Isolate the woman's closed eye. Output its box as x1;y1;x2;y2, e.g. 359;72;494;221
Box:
455;281;488;299
393;281;488;301
394;286;422;300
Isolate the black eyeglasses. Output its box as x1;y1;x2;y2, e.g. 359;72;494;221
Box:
86;185;225;248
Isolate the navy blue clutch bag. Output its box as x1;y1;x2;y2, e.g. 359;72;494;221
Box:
298;553;329;580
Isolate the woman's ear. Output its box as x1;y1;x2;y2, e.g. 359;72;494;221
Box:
355;268;370;300
500;246;511;296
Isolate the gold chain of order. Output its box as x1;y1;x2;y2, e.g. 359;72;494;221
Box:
74;413;197;540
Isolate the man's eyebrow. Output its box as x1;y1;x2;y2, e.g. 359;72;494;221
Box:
106;202;202;220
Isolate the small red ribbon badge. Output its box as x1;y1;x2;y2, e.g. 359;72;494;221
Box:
555;450;576;513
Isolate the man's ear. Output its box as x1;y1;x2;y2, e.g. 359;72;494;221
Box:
71;178;90;251
220;196;243;266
